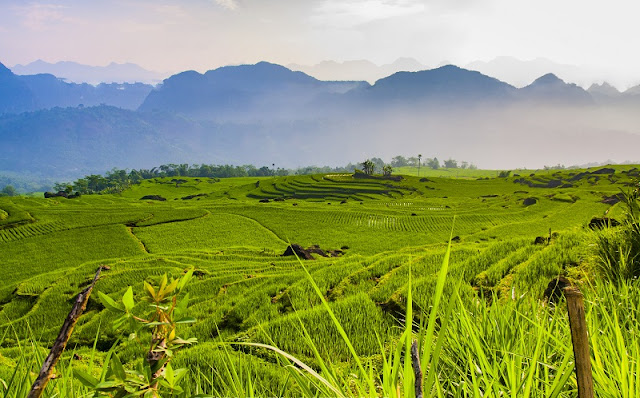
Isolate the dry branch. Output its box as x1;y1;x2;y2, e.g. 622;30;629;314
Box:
27;266;103;398
411;340;423;398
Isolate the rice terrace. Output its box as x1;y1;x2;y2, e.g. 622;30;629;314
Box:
3;1;640;395
1;164;639;397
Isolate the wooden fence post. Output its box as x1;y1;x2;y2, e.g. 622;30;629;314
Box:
27;266;103;398
564;286;594;398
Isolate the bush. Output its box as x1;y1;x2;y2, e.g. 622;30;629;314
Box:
593;182;640;283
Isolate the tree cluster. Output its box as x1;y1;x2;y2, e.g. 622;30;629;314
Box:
390;155;476;170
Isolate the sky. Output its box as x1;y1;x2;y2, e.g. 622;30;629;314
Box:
2;0;640;88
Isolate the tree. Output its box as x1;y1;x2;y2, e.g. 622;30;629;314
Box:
1;185;17;197
444;158;458;168
361;159;375;175
418;154;422;177
73;178;89;194
370;157;385;174
391;156;408;167
171;178;188;188
427;157;439;170
383;165;393;176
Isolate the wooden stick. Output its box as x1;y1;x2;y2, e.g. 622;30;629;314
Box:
27;266;103;398
411;340;423;398
564;286;594;398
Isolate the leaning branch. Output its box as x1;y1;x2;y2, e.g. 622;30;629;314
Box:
27;266;103;398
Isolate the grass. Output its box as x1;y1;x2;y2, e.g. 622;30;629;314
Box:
0;165;638;396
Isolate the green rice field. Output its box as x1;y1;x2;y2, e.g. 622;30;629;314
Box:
1;165;639;396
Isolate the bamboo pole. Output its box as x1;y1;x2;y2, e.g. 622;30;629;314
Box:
564;286;594;398
27;266;103;398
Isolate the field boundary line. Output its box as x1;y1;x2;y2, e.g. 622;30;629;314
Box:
220;212;289;245
126;226;149;253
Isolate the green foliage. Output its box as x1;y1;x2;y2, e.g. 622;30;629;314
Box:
1;185;17;197
593;181;640;282
81;271;197;397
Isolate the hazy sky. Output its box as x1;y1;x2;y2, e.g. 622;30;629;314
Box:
2;0;640;86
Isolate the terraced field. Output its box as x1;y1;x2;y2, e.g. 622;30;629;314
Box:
0;165;638;396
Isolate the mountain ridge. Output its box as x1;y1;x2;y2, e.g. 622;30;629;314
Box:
11;59;166;85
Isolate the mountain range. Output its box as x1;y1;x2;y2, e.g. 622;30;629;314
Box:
10;60;166;85
2;60;640;179
0;63;153;114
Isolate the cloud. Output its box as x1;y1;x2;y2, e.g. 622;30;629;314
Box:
311;0;425;28
15;3;73;31
214;0;239;11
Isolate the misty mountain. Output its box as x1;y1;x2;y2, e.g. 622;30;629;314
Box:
465;56;586;88
0;62;154;113
3;60;640;179
19;74;153;110
588;82;620;100
139;61;369;120
519;73;594;105
0;62;36;115
288;57;427;83
11;60;166;85
348;65;517;106
0;106;203;175
0;105;346;178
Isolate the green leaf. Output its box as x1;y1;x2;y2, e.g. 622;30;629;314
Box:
146;321;170;327
122;286;134;312
73;368;99;388
112;314;130;330
172;337;197;345
175;317;196;324
98;291;124;313
158;274;168;296
174;293;189;318
110;353;127;381
172;367;188;385
144;281;156;300
164;278;179;296
164;363;175;387
178;268;194;292
95;380;123;390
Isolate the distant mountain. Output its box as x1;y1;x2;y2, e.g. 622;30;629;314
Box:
588;82;622;104
19;73;153;110
352;65;517;105
519;73;593;105
0;62;36;115
11;60;166;85
588;82;620;98
288;58;427;83
4;60;640;177
0;105;345;177
0;106;202;175
140;61;369;120
0;60;154;114
465;56;588;88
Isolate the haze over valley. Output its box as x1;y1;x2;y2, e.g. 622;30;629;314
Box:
2;58;640;181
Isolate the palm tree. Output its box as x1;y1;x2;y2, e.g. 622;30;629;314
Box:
361;159;375;175
418;154;422;177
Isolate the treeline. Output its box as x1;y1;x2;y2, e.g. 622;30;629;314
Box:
52;163;360;195
389;155;477;170
45;155;476;196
